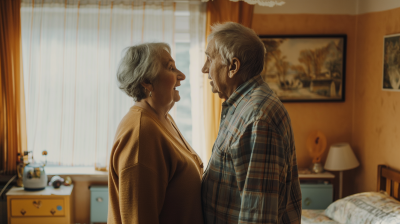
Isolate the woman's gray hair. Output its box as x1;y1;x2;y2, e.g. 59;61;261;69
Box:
209;22;266;81
116;42;171;101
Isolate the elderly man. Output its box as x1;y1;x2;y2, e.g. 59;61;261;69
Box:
201;22;302;223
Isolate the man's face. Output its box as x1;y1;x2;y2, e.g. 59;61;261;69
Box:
202;39;229;99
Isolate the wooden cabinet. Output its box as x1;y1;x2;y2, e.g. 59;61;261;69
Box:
6;185;73;224
10;198;66;217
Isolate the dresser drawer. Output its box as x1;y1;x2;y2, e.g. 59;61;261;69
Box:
11;199;65;217
10;217;69;224
300;183;333;209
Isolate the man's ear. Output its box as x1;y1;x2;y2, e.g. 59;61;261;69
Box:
228;57;240;79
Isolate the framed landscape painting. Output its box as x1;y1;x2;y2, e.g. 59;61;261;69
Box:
383;34;400;91
259;35;347;102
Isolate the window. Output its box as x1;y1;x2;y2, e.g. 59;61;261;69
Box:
20;0;204;168
173;5;192;144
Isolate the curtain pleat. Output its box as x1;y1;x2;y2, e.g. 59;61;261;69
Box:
20;0;175;170
203;0;254;160
189;2;207;163
0;0;28;174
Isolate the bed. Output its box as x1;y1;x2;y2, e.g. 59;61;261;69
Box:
301;165;400;224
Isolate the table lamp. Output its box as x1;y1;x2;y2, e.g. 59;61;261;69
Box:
324;142;359;198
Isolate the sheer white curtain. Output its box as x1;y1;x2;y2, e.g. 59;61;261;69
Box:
20;0;176;169
189;2;207;163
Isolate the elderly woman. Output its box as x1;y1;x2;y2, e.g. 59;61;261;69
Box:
108;43;204;224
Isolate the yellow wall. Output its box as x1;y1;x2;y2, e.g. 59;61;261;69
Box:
352;8;400;193
252;14;357;196
252;8;400;197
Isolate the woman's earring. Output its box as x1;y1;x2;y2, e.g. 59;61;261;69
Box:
149;91;152;97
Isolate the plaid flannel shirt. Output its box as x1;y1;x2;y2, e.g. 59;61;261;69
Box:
201;75;302;224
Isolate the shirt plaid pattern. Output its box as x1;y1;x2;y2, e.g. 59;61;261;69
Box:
201;75;302;224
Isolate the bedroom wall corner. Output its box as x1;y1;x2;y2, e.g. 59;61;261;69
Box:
251;14;357;198
351;7;400;194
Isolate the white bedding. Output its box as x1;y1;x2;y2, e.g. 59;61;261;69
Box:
301;210;341;224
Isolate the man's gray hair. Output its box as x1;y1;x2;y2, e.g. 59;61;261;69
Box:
116;42;171;101
209;22;266;81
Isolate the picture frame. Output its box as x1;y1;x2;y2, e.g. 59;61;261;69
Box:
383;33;400;91
259;35;347;102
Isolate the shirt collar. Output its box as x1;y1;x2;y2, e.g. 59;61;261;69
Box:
224;75;264;112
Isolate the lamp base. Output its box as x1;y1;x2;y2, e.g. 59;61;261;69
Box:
310;163;324;174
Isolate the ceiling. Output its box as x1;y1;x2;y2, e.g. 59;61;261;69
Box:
254;0;400;15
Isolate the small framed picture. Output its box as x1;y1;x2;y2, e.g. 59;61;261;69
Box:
383;34;400;91
259;35;347;102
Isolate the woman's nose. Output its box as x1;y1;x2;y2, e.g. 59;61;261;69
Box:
178;70;186;80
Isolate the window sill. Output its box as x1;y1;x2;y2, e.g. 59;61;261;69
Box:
45;166;108;182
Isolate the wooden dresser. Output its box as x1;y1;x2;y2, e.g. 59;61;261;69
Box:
6;185;73;224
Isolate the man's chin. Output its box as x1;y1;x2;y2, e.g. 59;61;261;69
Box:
217;92;227;99
211;89;221;97
211;86;225;99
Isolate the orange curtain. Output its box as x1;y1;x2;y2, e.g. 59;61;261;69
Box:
203;0;254;161
0;0;27;174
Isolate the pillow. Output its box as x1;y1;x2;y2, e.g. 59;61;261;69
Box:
325;191;400;224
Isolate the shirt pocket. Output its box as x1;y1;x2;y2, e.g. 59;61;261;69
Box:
208;132;235;182
215;130;236;153
241;191;263;210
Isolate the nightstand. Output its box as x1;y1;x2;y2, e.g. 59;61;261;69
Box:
6;185;73;224
299;170;335;209
90;185;108;224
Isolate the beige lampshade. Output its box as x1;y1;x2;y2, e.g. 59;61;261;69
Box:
324;143;360;171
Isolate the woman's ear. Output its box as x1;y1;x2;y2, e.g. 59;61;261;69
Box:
141;81;153;92
228;57;240;79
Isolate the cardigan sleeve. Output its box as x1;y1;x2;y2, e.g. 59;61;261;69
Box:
118;164;167;224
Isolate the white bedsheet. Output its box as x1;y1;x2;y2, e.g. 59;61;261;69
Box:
302;209;341;224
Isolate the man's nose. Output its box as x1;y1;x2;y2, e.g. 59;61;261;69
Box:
201;63;208;74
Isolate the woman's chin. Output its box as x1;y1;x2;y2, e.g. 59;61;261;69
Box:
173;92;180;102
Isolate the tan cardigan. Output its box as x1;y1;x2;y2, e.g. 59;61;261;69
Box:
108;106;204;224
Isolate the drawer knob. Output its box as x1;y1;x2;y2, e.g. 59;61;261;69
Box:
304;198;312;206
96;197;103;202
33;200;42;208
20;209;26;216
50;208;56;215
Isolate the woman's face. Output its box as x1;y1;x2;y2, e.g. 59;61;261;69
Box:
152;50;185;107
